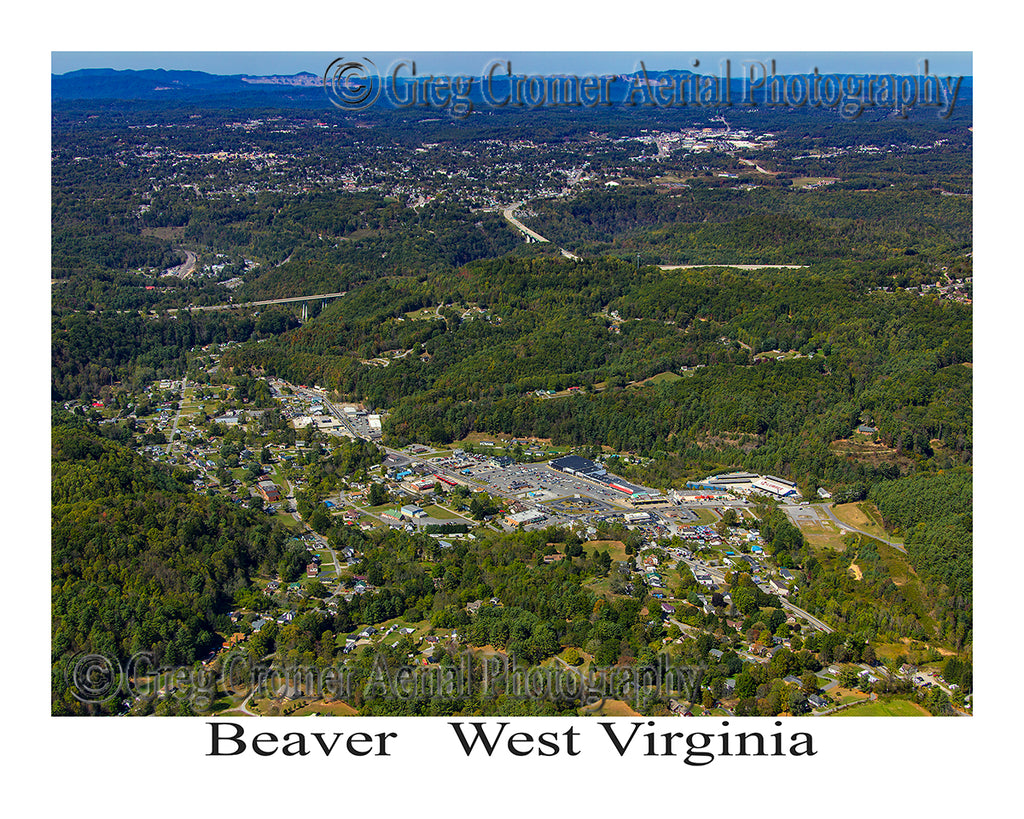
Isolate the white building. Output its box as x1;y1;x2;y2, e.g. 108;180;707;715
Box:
506;509;545;527
751;476;800;498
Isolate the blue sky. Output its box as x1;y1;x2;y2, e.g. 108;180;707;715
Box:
51;51;972;78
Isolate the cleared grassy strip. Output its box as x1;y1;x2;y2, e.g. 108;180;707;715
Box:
832;501;904;545
422;503;462;520
832;698;929;716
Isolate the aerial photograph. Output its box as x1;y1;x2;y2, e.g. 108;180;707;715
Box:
50;49;973;724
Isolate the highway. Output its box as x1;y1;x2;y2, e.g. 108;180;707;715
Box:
502;203;550;243
502;203;581;261
171;291;349;312
166;248;197;278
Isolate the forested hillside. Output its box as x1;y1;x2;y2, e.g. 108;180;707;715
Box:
51;411;293;714
224;256;971;494
528;186;971;269
868;468;972;646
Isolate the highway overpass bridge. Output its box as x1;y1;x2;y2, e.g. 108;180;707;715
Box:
173;291;348;318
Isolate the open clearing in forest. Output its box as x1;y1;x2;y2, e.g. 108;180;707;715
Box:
830;437;915;469
584;540;628;562
791;512;848;552
632;371;684;387
831;502;899;544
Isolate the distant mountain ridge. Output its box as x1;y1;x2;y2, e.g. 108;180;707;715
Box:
52;68;290;99
52;66;972;110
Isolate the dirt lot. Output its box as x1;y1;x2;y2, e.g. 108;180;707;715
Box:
694;431;761;453
288;700;359;716
791;512;849;552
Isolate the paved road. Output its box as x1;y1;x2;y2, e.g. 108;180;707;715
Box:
166;248;197;277
238;690;259;716
818;504;907;553
278;474;346;583
171;291;349;312
165;377;188;454
676;555;833;634
779;598;833;634
502;203;581;261
738;157;776;176
502;203;550;243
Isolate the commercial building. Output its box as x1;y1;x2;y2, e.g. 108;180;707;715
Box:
751;475;800;498
401;504;428;519
690;471;801;499
256;481;281;502
407;477;438;492
549;454;608;481
549;454;661;501
628;491;665;506
505;508;546;527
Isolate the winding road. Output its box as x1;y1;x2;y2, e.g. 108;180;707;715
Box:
818;504;907;553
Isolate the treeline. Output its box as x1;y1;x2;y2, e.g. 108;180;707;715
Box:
751;502;962;647
869;467;972;646
526;185;970;270
51;309;300;402
52;411;296;715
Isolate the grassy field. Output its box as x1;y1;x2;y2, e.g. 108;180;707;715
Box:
784;505;850;552
289;701;360;716
584;540;628;562
799;519;849;552
873;541;936;634
632;371;684;387
404;305;443;321
579;698;642;717
690;508;720;526
274;513;303;531
833;698;929;717
584;576;615;598
832;502;903;545
827;685;871;706
422;503;464;520
366;502;401;515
